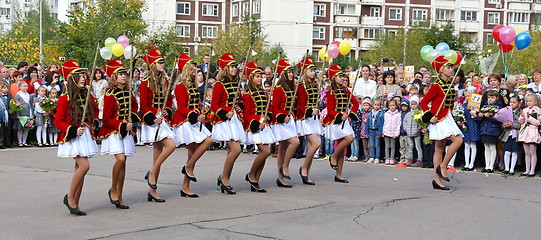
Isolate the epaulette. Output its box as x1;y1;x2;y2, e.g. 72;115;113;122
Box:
105;88;115;96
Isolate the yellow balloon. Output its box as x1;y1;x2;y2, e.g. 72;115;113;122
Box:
511;29;523;47
338;41;352;55
111;43;125;57
319;46;331;62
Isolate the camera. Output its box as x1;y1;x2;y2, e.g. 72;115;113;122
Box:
59;57;66;61
382;58;393;63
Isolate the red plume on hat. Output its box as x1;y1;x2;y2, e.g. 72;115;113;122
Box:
142;48;164;67
276;59;291;75
217;53;236;70
431;55;451;73
59;60;86;80
177;53;195;72
297;57;315;71
104;58;127;78
244;62;262;79
327;64;343;79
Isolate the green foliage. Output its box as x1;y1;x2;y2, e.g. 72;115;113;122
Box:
138;26;186;68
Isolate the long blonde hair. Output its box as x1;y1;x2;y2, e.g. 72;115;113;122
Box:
179;63;196;87
148;63;165;93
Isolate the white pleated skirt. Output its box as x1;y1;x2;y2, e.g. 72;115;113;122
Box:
58;127;99;158
271;114;298;142
173;122;211;145
141;121;176;143
212;113;246;142
296;117;323;136
245;125;276;144
427;112;464;140
325;120;354;140
100;132;136;156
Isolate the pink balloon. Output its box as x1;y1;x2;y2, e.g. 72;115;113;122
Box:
117;35;130;48
499;26;516;45
331;41;340;47
328;44;339;58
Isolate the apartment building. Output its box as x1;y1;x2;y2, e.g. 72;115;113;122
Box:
0;0;59;33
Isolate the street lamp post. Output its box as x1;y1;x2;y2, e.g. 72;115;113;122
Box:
39;0;43;64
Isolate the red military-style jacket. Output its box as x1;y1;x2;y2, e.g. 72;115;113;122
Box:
171;83;202;126
54;93;99;144
242;89;270;133
139;77;173;125
323;87;359;125
296;81;319;120
419;81;456;123
210;79;240;124
270;86;296;124
97;88;139;139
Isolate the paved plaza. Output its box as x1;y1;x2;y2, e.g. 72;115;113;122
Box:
1;146;541;240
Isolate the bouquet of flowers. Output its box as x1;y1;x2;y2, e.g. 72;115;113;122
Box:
494;106;513;123
413;109;432;145
39;97;57;111
9;99;23;111
452;103;467;132
479;105;499;115
520;109;539;134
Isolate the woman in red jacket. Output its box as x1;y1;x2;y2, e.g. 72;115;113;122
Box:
211;53;245;194
140;48;176;202
420;56;463;190
171;53;212;198
56;60;99;215
324;64;359;183
295;57;322;185
242;62;275;192
98;58;139;209
270;59;300;188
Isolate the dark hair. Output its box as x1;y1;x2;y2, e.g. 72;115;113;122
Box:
455;69;465;84
17;61;28;70
278;69;294;91
67;72;94;125
488;73;502;84
25;67;38;80
44;71;59;84
414;72;422;78
92;69;105;81
361;65;370;71
419;66;428;70
382;71;395;85
532;68;541;77
388;99;398;107
487;90;499;98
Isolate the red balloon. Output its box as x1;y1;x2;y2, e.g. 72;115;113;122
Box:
454;51;463;65
492;25;504;43
331;41;340;47
499;43;513;53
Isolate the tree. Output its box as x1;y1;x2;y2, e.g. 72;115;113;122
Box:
57;0;148;67
138;26;186;68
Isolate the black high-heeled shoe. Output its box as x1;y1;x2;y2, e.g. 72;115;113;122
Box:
147;172;157;189
115;203;129;209
180;189;199;198
329;155;338;170
276;178;292;188
147;192;165;202
432;180;450;191
108;189;120;205
279;166;291;179
63;194;86;216
245;174;267;192
182;166;197;182
217;175;236;194
299;167;315;185
334;176;349;183
144;170;149;180
436;165;450;182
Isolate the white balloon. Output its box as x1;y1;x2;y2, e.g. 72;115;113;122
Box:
124;45;137;59
100;47;112;60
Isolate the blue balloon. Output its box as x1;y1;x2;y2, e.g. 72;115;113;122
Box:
435;42;450;53
515;32;532;50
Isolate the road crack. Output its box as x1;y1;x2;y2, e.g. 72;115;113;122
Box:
352;196;428;230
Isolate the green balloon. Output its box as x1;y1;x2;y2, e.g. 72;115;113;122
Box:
420;45;434;62
104;37;117;49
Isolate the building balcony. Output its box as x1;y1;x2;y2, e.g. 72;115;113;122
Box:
360;0;384;5
456;21;481;32
360;16;384;27
334;38;358;48
359;39;378;51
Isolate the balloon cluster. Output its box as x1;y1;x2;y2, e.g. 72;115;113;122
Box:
492;25;532;52
99;35;137;60
420;42;463;65
318;41;352;62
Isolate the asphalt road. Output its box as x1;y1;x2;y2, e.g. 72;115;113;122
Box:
1;145;540;240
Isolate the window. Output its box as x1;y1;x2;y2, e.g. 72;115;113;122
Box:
177;3;190;15
253;0;260;14
202;4;218;16
232;4;239;17
202;26;218;38
532;13;541;25
487;13;500;25
460;11;477;21
0;8;10;16
389;8;402;20
313;4;325;17
176;25;190;37
313;27;325;40
242;2;249;15
370;7;380;17
388;30;398;36
459;32;475;42
335;27;355;39
412;9;427;22
336;4;355;15
363;28;382;39
488;0;500;3
487;34;495;44
509;12;529;23
435;9;453;21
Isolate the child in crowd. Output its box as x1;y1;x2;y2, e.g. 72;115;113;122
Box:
397;99;410;166
366;99;384;164
359;97;372;162
349;99;362;161
422;72;432;86
0;82;8;148
461;87;481;171
34;86;49;147
501;96;522;175
476;90;502;172
403;96;422;167
405;84;419;101
14;81;33;147
518;94;541;177
47;88;60;146
382;99;401;165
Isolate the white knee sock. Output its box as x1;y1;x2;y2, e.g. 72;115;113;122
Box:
36;126;43;144
469;143;477;169
510;152;518;173
464;142;471;168
484;143;491;169
504;151;511;171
